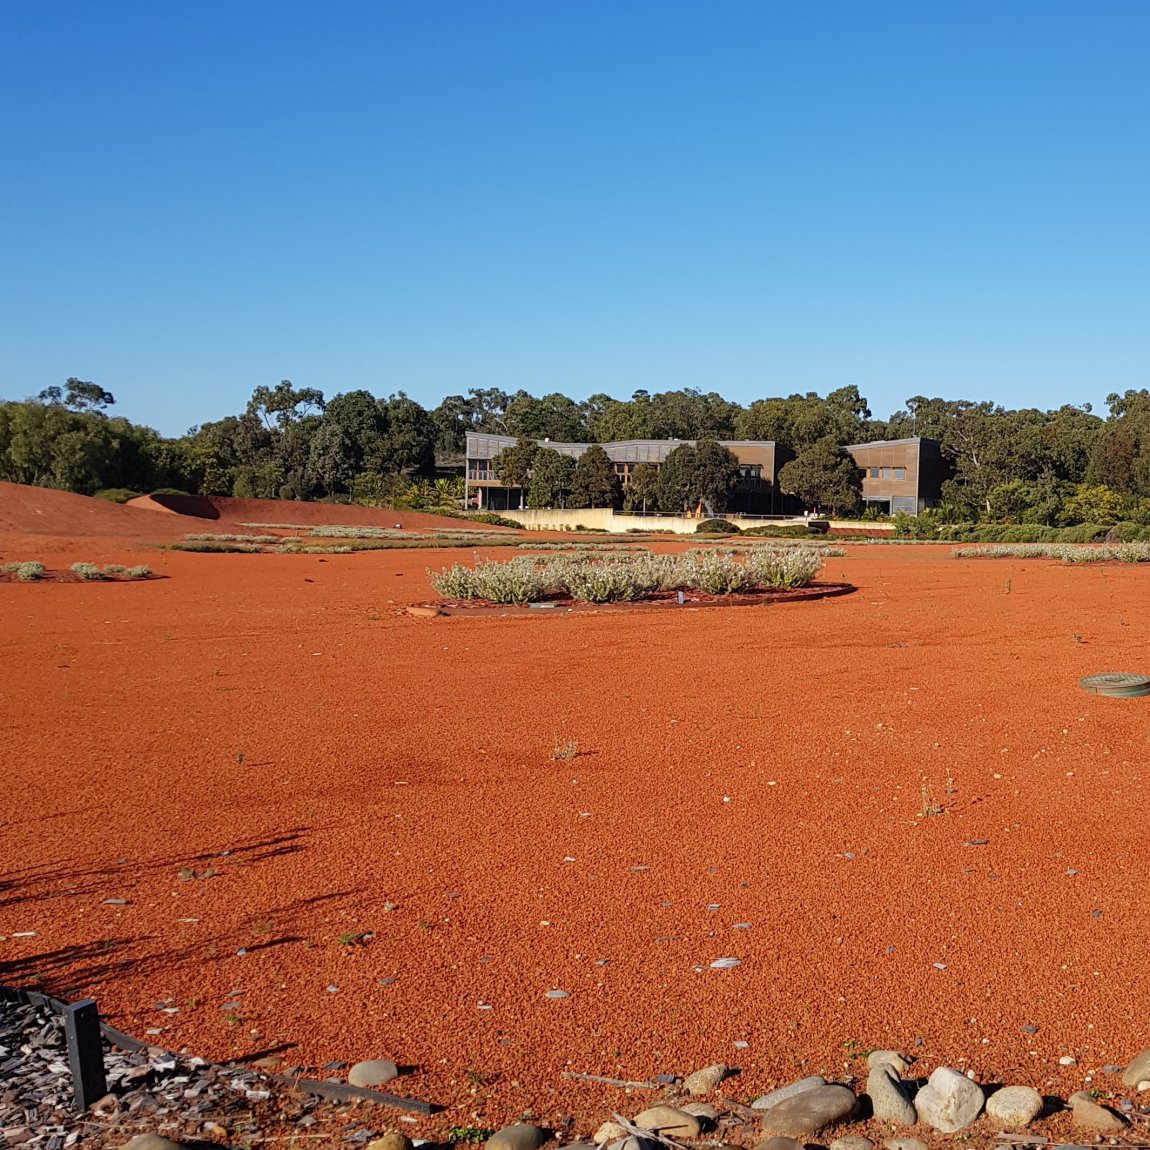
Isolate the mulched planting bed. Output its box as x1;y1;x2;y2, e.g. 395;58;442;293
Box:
432;581;855;616
0;571;159;584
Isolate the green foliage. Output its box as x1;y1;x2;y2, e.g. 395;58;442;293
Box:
527;447;577;508
623;461;660;512
696;519;740;534
569;444;622;508
655;441;741;513
445;1127;494;1145
466;512;522;528
492;437;538;489
778;435;862;516
740;523;820;538
94;488;142;503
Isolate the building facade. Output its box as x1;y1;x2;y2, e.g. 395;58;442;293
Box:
466;432;948;516
465;434;789;513
846;437;949;515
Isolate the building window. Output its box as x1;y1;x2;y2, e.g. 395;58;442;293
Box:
894;467;906;480
880;467;893;479
869;467;879;478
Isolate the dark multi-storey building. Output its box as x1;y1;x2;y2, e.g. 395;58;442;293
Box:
465;433;789;513
465;432;948;516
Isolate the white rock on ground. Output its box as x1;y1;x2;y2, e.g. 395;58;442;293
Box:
912;1066;985;1133
347;1059;399;1088
594;1123;627;1144
984;1085;1043;1127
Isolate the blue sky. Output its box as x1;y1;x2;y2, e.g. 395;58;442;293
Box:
2;1;1148;435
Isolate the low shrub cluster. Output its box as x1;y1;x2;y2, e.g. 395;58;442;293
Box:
70;562;153;580
909;521;1112;544
695;518;740;534
428;546;824;604
93;488;143;503
2;561;46;581
952;542;1150;564
741;523;825;539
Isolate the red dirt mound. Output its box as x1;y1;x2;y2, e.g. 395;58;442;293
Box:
128;492;510;533
0;482;165;538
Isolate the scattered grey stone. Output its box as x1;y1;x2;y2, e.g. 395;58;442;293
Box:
883;1139;929;1150
347;1059;399;1088
366;1133;414;1150
913;1067;984;1133
632;1107;701;1138
1021;1024;1039;1035
544;990;569;999
486;1125;548;1150
830;1137;874;1150
753;1138;804;1150
1122;1049;1150;1087
752;1075;827;1110
118;1138;187;1150
985;1085;1043;1127
680;1102;718;1121
1067;1091;1127;1132
759;1084;859;1136
866;1051;911;1074
1058;1055;1077;1066
866;1065;915;1126
593;1123;627;1144
683;1063;726;1097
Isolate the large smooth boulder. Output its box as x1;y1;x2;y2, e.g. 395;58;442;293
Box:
913;1067;984;1133
760;1084;859;1136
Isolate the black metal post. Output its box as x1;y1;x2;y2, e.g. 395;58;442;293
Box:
63;998;107;1110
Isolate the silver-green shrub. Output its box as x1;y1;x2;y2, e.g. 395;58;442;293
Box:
557;557;660;602
70;562;107;581
745;545;824;588
4;561;46;582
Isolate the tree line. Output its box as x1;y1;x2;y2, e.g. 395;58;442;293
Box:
4;378;1150;524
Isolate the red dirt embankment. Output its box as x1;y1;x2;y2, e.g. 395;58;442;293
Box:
1;544;1148;1138
128;492;510;533
0;482;167;537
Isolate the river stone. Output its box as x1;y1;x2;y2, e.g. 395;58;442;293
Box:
1122;1049;1150;1087
867;1051;911;1075
753;1139;804;1150
866;1065;916;1126
119;1139;187;1150
348;1058;399;1087
760;1084;859;1136
367;1135;414;1150
632;1107;701;1138
913;1067;984;1133
594;1124;627;1144
1068;1091;1127;1132
830;1138;874;1150
487;1126;548;1150
883;1140;929;1150
752;1075;828;1110
985;1086;1043;1127
684;1062;727;1097
681;1102;719;1121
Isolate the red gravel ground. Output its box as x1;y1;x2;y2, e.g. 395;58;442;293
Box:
1;486;1148;1138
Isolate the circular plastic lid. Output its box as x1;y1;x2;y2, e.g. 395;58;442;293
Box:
1078;673;1150;698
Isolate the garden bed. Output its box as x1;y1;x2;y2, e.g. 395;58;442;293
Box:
429;580;854;616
